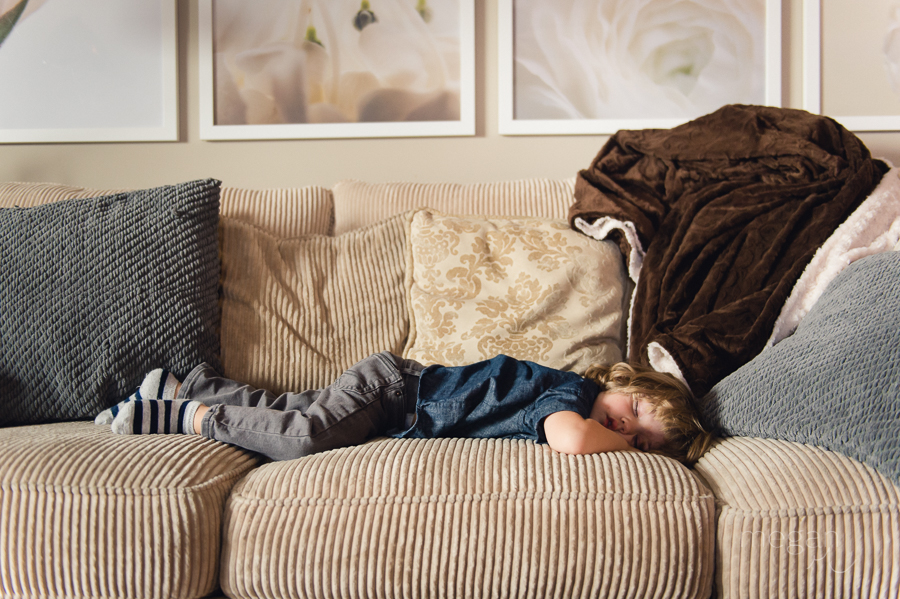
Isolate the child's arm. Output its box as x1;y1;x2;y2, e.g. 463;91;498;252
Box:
543;410;638;455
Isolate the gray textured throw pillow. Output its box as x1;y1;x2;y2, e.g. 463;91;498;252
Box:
0;179;222;426
702;251;900;487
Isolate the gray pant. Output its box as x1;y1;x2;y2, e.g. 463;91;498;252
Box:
180;351;423;461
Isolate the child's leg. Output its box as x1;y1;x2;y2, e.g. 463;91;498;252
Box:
98;361;315;427
178;363;317;410
117;352;422;462
196;353;418;460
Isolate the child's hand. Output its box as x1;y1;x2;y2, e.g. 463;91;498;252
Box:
543;411;640;455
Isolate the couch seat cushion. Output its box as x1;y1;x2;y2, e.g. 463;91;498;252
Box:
693;437;900;599
0;422;259;599
221;437;714;599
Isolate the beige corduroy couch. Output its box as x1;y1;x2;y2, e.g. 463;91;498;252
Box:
1;179;898;599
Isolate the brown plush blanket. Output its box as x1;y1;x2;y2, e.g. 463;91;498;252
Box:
569;104;888;398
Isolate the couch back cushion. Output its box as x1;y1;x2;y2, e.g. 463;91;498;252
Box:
0;181;335;237
0;182;129;207
403;209;626;372
219;213;409;394
332;178;576;234
218;186;334;237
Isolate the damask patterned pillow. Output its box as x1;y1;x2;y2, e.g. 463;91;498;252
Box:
403;210;627;372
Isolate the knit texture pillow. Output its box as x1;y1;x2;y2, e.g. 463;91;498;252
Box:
0;179;222;426
403;210;626;371
702;251;900;488
218;213;409;395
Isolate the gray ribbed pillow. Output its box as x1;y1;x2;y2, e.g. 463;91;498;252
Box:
0;179;222;426
702;251;900;487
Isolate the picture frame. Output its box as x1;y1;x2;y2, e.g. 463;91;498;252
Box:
199;0;475;141
0;0;178;143
803;0;900;131
498;0;783;135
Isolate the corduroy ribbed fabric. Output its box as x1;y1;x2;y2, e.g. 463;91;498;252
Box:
220;437;715;599
0;181;129;207
693;437;900;599
0;422;259;599
218;186;334;237
332;178;576;234
0;181;336;238
218;213;410;395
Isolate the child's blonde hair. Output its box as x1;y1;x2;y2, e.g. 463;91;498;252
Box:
583;362;714;466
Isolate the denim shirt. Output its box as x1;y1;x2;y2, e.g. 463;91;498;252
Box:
394;355;599;444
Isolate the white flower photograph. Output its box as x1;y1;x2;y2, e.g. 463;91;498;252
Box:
0;0;177;142
499;0;781;134
200;0;475;140
805;0;900;131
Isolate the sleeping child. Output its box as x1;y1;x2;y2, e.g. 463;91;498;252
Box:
96;351;713;465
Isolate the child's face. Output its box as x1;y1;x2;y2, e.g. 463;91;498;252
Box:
589;391;666;452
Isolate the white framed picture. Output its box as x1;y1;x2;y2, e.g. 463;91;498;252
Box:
499;0;783;135
0;0;178;143
199;0;475;140
803;0;900;131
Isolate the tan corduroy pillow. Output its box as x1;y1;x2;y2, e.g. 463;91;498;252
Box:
403;209;626;372
219;213;409;394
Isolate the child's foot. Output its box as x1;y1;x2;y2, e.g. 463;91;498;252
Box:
110;399;203;435
94;368;182;425
130;368;181;401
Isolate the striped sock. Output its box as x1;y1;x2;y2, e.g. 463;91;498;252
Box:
110;399;202;435
94;369;182;425
130;368;181;401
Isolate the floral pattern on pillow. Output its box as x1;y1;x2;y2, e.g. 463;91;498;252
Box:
404;210;627;372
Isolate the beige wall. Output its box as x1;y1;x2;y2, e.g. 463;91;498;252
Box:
1;0;898;190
